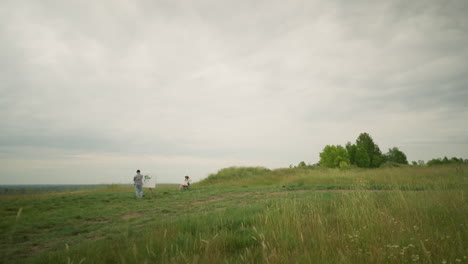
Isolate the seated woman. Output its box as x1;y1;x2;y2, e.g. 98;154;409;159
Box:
179;175;192;190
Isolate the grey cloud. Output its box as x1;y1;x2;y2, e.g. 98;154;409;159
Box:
403;132;468;146
1;0;468;183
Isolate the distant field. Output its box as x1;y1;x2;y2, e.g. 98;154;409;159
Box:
0;184;178;195
0;185;112;195
1;165;467;263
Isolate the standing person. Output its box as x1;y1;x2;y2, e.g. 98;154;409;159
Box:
179;175;191;190
133;170;143;198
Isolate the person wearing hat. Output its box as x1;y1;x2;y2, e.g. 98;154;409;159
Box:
133;170;144;198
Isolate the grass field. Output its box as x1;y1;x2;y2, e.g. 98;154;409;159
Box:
1;165;467;263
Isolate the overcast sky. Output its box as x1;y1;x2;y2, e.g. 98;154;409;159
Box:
1;0;467;184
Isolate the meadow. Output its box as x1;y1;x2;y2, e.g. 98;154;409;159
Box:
1;165;467;263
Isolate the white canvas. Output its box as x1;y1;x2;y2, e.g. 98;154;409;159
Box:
143;175;156;188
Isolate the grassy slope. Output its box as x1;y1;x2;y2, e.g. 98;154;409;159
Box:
199;165;467;190
1;165;467;263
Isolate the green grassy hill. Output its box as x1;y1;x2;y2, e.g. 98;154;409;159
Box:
200;165;468;190
1;165;467;263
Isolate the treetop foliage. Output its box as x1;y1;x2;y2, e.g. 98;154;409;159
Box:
319;132;408;169
317;132;467;169
427;156;468;166
383;147;408;165
319;145;350;168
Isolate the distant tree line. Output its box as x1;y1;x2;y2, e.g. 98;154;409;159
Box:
316;132;468;169
426;156;468;166
292;132;466;169
290;161;315;169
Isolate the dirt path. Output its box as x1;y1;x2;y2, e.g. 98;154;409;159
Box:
191;189;421;205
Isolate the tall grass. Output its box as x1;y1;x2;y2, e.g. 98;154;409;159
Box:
199;165;468;191
1;166;467;263
251;190;467;263
202;167;272;185
35;189;467;263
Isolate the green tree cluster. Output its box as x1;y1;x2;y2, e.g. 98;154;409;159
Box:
319;132;409;168
383;147;408;164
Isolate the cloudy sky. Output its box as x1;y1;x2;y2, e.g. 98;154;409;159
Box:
1;0;467;184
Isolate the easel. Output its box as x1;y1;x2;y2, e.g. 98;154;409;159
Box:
147;187;154;198
143;175;156;198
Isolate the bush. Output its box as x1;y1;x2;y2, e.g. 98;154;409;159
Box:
380;161;401;168
383;147;408;164
339;161;350;169
319;145;350;168
427;156;466;166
